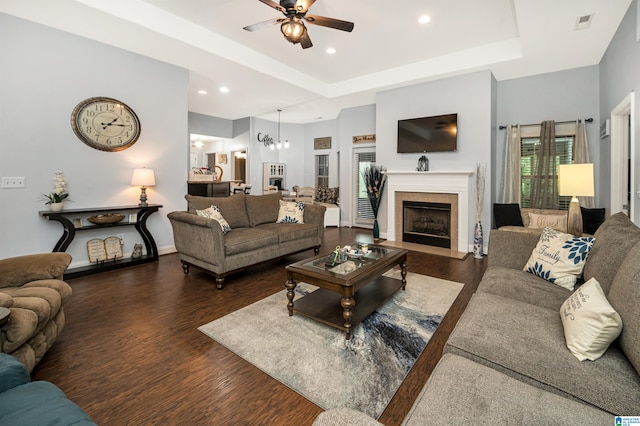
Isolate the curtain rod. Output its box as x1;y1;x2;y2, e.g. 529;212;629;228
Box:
498;118;593;130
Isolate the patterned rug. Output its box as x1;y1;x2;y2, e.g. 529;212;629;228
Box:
198;270;463;419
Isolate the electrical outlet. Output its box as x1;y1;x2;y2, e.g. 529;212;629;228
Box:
2;177;26;188
117;234;124;244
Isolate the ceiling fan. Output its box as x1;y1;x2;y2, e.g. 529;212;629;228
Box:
243;0;354;49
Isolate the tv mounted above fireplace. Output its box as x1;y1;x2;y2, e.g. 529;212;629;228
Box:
397;113;458;153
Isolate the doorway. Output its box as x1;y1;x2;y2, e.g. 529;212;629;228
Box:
353;148;376;227
232;150;247;183
611;92;635;219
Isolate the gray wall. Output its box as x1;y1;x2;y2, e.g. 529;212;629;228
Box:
376;71;494;247
599;0;640;223
0;13;188;264
495;65;601;204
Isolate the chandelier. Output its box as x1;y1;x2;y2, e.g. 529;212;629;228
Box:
270;109;290;150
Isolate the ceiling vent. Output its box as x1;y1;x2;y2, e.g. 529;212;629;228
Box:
575;14;593;31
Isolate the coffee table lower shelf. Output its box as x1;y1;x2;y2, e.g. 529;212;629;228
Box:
291;275;404;334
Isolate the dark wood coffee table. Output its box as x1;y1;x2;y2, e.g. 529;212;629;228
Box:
285;245;408;340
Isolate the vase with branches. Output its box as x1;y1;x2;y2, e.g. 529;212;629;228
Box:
361;164;387;239
473;163;486;258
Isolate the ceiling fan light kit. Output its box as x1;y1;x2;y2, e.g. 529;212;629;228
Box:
244;0;354;49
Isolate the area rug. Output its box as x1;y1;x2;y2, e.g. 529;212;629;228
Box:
198;270;463;419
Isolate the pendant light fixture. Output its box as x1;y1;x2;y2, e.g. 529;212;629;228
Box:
277;109;289;150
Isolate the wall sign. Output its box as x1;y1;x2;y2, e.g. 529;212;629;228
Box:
353;134;376;144
314;137;331;150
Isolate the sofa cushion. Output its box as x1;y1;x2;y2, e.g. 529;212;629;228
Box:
246;191;282;227
493;203;524;228
185;194;250;229
607;240;640;375
276;200;305;223
255;223;318;243
1;307;38;353
583;212;640;295
402;353;612;426
444;292;640;415
477;267;571;311
523;227;594;290
223;228;279;256
560;278;622;361
581;207;606;235
196;206;231;234
0;253;71;288
527;212;568;233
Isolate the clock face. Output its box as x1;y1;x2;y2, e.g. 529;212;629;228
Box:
71;97;141;152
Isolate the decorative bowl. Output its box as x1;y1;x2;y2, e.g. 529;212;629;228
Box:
87;213;125;225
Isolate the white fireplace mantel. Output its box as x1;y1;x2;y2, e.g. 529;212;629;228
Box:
386;170;474;253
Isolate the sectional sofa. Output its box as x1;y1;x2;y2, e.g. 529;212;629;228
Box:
314;212;639;425
168;191;326;288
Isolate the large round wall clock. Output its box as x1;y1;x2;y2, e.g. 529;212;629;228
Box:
71;97;141;152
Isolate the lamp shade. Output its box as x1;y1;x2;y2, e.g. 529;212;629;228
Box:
558;164;594;197
131;168;156;187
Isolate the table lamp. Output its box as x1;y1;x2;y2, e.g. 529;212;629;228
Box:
131;168;156;207
558;163;594;236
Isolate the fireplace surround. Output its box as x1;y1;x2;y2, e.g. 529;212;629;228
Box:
386;171;473;254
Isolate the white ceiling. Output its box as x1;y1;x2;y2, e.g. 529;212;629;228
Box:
0;0;631;123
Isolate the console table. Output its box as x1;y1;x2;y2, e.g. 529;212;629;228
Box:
39;204;162;279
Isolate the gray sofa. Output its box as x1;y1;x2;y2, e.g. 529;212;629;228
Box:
314;212;640;425
168;192;326;288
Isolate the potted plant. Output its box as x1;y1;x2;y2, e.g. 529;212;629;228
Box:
42;171;69;211
473;163;486;258
362;164;387;239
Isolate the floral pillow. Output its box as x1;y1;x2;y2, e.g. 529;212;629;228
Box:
524;227;595;290
196;205;231;234
315;187;339;204
276;200;305;223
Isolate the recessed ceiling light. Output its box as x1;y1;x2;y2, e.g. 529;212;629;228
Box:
219;86;230;93
197;90;208;95
326;47;336;55
418;15;431;24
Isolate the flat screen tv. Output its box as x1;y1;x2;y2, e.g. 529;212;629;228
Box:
397;113;458;153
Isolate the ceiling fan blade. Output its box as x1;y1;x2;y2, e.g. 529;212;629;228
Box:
300;29;313;49
295;0;316;14
243;17;284;32
258;0;286;13
305;14;354;32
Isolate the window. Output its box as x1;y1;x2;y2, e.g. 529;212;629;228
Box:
520;123;575;210
315;155;329;188
353;150;376;225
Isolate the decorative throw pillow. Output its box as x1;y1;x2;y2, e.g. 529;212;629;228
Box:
560;278;623;361
527;212;567;233
315;187;339;204
276;200;305;223
196;205;231;234
580;207;606;235
524;227;595;290
493;203;524;228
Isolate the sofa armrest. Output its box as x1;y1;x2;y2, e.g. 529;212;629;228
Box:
303;203;326;240
167;211;225;266
0;253;71;288
0;353;30;394
487;229;541;270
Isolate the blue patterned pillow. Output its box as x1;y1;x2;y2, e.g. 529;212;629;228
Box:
196;205;232;234
276;200;305;224
524;227;595;290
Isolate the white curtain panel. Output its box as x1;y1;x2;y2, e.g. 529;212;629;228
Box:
573;119;595;208
500;125;521;203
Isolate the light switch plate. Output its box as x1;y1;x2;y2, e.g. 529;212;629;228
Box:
2;177;26;188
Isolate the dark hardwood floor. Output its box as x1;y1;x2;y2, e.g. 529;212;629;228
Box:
31;227;487;425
